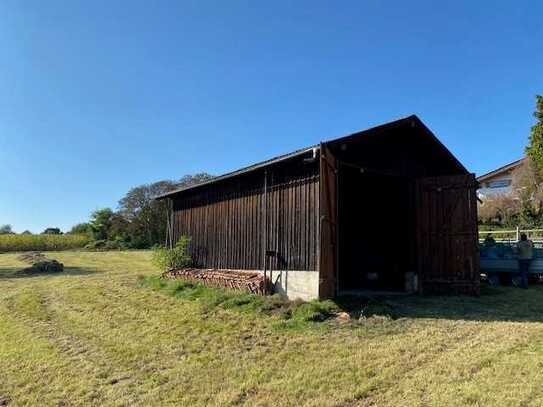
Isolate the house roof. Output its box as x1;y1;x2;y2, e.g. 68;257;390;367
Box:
477;157;525;182
156;114;467;200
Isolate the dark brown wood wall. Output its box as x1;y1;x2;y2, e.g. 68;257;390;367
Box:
171;160;320;271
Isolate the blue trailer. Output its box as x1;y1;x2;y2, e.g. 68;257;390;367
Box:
480;244;543;286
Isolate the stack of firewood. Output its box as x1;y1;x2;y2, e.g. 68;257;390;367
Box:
162;268;269;295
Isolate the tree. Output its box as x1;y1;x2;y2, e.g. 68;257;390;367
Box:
0;224;14;234
108;212;130;242
89;208;114;241
21;230;32;235
117;174;214;247
117;180;178;247
178;173;215;188
525;95;543;180
42;227;62;235
69;223;91;235
73;173;214;249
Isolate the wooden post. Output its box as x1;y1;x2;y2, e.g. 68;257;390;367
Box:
165;199;171;248
263;170;268;294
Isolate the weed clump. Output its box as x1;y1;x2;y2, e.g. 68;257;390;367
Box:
290;300;339;322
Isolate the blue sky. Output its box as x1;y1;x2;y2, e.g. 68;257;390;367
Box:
1;1;542;233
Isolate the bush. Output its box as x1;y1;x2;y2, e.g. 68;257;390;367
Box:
151;236;192;272
84;240;107;250
0;234;90;252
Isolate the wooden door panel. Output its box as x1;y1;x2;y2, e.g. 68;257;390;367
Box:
416;174;480;295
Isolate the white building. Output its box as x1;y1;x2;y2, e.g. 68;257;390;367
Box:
477;158;524;198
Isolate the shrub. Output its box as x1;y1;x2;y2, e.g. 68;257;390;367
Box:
0;234;90;252
84;240;107;250
151;236;192;272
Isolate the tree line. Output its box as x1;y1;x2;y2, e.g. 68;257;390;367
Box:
75;173;214;249
0;225;61;235
1;173;214;249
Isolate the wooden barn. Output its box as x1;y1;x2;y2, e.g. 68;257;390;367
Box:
156;115;479;300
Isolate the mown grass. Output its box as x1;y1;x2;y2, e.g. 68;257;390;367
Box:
2;251;543;406
0;234;90;252
138;276;339;330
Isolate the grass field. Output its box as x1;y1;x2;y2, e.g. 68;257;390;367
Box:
2;252;543;406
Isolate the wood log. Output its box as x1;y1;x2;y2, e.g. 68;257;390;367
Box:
162;268;270;295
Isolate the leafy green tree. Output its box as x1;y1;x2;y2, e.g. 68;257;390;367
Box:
69;223;91;235
117;180;178;248
117;174;214;248
525;95;543;180
89;208;114;241
21;230;32;235
79;173;213;249
0;224;14;234
108;213;131;242
178;173;215;188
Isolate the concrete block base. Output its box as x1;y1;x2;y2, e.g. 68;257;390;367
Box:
267;270;319;301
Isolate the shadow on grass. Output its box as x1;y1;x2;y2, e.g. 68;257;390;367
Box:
0;266;100;280
334;284;543;323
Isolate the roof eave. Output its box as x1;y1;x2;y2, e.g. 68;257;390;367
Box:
476;158;525;182
154;145;318;200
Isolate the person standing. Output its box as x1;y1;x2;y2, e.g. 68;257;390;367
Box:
517;233;534;289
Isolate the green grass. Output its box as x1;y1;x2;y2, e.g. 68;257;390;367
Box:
0;234;90;252
2;252;543;405
138;276;339;330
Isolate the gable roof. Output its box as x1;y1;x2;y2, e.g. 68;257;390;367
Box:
156;114;467;200
477;158;525;182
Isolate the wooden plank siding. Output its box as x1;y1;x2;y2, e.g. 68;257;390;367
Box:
415;174;480;295
171;161;320;272
160;116;480;298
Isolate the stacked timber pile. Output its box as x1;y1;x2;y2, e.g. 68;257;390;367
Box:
163;268;269;295
17;252;64;274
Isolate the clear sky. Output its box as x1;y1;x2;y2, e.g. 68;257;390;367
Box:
1;1;542;233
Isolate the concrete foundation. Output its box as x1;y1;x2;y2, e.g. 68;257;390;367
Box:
267;270;320;301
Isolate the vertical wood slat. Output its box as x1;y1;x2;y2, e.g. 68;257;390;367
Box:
171;164;319;272
416;173;480;295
